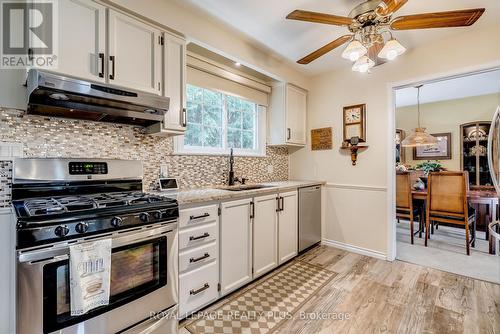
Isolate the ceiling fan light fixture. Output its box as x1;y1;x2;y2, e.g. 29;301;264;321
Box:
341;39;367;62
352;55;375;73
378;38;406;60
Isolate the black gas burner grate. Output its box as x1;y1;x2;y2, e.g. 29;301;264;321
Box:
22;192;170;217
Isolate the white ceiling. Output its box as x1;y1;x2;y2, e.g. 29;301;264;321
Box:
395;69;500;107
183;0;500;76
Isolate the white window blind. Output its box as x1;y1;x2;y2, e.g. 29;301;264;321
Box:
186;55;270;107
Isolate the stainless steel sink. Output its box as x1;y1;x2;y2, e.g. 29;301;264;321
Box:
219;184;275;191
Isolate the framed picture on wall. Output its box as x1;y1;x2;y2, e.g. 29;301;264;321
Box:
395;129;405;163
343;104;366;142
413;132;452;160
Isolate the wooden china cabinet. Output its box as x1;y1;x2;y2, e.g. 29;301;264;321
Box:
460;121;493;189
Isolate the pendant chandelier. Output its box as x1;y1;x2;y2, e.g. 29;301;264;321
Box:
401;85;438;147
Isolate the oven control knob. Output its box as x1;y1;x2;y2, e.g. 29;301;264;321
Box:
75;222;89;234
152;210;163;220
55;225;70;237
139;212;150;222
111;217;123;228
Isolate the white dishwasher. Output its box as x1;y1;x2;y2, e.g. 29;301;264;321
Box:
298;185;322;252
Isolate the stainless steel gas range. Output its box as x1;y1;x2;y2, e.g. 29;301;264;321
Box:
12;158;179;334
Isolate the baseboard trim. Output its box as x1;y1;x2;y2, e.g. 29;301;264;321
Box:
321;238;387;260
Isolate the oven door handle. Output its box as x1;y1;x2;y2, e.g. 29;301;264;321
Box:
18;226;175;263
22;254;69;266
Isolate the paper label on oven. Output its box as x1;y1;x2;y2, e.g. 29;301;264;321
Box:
69;239;112;316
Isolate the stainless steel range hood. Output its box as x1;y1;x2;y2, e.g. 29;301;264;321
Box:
26;69;169;128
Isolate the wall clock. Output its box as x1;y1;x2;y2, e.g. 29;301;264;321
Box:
343;104;366;142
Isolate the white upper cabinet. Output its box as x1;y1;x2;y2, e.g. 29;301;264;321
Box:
220;198;253;296
286;85;307;145
269;83;307;146
107;9;162;94
253;194;278;278
278;190;298;264
162;32;187;133
56;0;106;81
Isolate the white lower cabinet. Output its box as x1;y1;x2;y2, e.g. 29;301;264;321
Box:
220;198;253;295
278;191;298;264
252;194;278;278
179;261;219;317
178;204;219;317
179;241;217;273
179;191;299;316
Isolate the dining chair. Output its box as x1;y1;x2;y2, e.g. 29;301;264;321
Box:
425;172;476;255
396;171;422;244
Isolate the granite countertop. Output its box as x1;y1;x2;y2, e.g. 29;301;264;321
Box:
149;180;325;206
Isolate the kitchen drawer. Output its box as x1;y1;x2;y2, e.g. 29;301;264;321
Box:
179;241;217;273
179;205;218;228
179;260;219;317
179;222;218;250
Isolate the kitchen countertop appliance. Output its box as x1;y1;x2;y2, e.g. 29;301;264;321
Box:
13;158;179;334
298;185;322;252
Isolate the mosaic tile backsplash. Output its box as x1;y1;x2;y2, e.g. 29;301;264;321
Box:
0;108;289;202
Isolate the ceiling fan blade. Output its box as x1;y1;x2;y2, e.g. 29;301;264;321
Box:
377;0;408;16
286;10;353;26
297;35;352;64
390;8;485;30
368;42;387;67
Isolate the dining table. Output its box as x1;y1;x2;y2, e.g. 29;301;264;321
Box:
412;189;499;255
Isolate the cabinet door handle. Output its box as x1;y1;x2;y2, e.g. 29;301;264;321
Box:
98;53;104;78
182;108;187;127
189;232;210;241
250;201;255;219
287;128;291;140
109;55;115;80
190;213;210;220
276;197;280;212
190;253;210;263
280;197;284;211
190;283;210;295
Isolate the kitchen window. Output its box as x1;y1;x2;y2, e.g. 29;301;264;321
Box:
175;84;266;156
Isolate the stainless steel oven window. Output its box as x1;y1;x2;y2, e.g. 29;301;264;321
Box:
42;236;168;333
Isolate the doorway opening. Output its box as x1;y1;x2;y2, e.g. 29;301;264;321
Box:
392;69;500;283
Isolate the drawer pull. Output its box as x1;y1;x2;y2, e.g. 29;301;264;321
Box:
189;232;210;241
190;213;210;220
190;253;210;263
190;283;210;295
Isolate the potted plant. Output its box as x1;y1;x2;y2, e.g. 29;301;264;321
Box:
415;161;444;176
415;161;445;187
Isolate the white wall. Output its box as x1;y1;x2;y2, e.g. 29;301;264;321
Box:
290;24;500;256
397;93;500;170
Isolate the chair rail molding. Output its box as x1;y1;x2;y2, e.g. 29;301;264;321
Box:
325;183;387;192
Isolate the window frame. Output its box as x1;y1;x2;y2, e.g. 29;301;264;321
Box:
174;85;267;157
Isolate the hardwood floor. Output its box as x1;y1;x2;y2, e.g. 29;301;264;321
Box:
180;245;500;334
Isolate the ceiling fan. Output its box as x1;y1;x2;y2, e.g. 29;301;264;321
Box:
286;0;485;72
